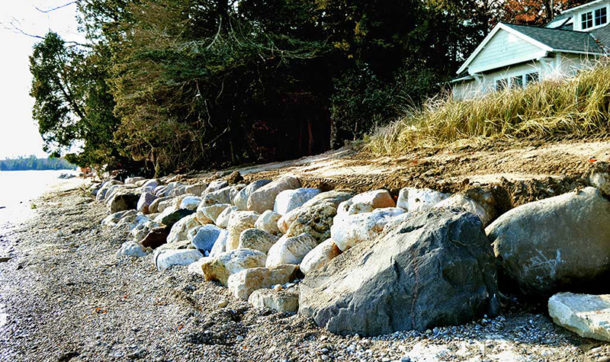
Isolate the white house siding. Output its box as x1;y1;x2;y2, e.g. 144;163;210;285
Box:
451;54;590;100
468;29;547;74
569;2;610;31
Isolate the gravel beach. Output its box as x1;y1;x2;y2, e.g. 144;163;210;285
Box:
0;186;608;361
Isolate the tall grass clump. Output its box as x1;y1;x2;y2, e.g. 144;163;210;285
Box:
368;63;610;155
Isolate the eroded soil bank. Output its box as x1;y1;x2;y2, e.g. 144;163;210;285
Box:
1;137;610;361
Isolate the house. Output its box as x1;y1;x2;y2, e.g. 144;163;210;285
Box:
452;0;610;100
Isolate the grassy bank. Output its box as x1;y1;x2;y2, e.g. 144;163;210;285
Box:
368;63;610;155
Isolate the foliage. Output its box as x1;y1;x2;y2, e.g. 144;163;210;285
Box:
29;32;128;170
368;64;610;155
30;0;553;175
0;156;76;171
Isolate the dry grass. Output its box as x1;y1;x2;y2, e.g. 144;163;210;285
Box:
367;64;610;155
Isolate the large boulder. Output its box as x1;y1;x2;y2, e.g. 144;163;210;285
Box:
203;179;228;194
227;264;298;300
266;233;318;268
255;210;282;235
274;188;321;215
238;228;279;253
330;207;405;251
234;179;272;210
249;289;299;313
300;210;499;336
278;191;353;240
201;248;267;285
300;239;341;275
108;192;140;213
397;187;449;212
548;292;610;342
247;175;300;213
101;210;136;227
487;187;610;296
226;211;260;251
202;186;233;206
156;249;203;271
96;180;122;201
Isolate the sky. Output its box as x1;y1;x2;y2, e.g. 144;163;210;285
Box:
0;1;83;159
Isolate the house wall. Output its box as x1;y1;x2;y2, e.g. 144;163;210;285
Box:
452;53;598;100
468;29;547;74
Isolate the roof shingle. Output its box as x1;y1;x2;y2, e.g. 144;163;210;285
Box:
504;23;605;54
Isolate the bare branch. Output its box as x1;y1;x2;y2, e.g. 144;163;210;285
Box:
35;1;76;14
3;17;91;48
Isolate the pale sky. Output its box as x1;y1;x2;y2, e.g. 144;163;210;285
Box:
0;1;83;159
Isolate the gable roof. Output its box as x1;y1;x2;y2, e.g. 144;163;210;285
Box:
457;22;606;74
503;24;605;53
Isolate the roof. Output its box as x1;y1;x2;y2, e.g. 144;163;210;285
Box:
457;22;606;74
592;24;610;51
503;23;605;53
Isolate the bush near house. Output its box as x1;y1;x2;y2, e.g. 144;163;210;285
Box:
368;63;610;155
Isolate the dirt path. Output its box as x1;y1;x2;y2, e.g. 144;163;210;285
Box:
0;186;608;361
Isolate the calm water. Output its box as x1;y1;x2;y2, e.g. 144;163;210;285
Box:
0;170;80;226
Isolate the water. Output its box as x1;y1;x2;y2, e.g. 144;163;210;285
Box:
0;170;81;226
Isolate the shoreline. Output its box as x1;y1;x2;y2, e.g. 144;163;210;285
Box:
0;182;608;360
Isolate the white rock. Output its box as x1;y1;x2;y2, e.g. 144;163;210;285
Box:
397;187;449;211
226;211;260;251
187;258;208;276
273;188;321;215
215;206;238;228
255;210;282;235
117;241;150;257
166;214;200;244
201;248;267;285
300;239;341;274
238;228;279;253
227;264;298;300
155;249;203;271
234;180;271;210
249;289;299;313
266;233;318;268
203;179;228;194
331;207;405;251
549;292;610;342
137;192;156;214
125;176;145;185
196;203;230;224
209;229;228;257
247;175;301;213
180;196;202;210
337;189;395;216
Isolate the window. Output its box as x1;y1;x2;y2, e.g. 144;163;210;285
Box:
595;7;607;26
511;76;523;89
582;11;593;29
526;72;539;85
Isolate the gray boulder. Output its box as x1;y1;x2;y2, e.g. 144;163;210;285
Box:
300;210;498;336
160;208;195;228
247;175;300;213
487;187;610;296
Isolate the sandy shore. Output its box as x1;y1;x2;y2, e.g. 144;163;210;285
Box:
0;186;608;361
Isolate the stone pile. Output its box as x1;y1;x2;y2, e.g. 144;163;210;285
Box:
93;166;610;340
